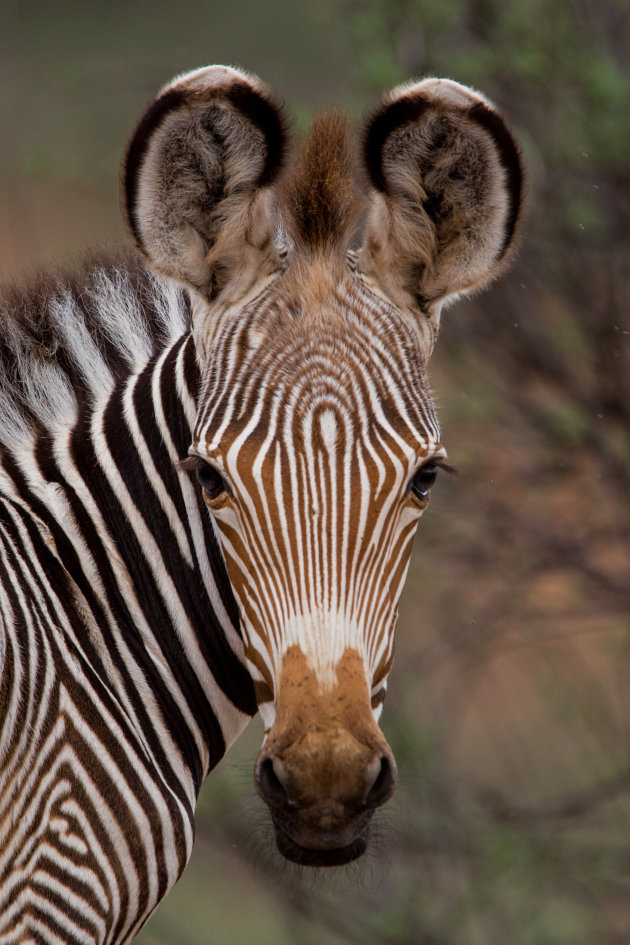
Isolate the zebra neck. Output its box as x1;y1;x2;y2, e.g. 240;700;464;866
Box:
30;333;256;795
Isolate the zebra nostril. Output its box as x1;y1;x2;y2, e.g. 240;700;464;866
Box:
256;756;291;809
364;755;397;810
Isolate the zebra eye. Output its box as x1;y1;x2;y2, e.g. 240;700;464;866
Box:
196;463;226;500
411;463;439;500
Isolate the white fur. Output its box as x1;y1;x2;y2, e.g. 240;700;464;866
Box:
0;264;189;452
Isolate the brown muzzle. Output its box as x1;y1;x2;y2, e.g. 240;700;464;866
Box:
255;647;397;866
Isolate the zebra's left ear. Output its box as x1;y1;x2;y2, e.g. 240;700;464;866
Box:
359;79;524;351
122;65;287;307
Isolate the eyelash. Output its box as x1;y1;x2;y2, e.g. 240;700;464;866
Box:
410;458;456;500
178;456;228;500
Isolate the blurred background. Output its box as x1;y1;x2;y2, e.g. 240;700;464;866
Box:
2;1;629;942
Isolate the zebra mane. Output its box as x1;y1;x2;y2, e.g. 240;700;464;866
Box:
0;251;190;449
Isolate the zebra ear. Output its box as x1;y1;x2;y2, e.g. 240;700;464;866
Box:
122;66;287;303
359;78;524;347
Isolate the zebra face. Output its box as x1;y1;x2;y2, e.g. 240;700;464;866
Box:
189;265;442;864
123;66;523;865
192;263;442;703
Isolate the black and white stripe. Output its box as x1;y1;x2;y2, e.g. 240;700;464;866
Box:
0;259;255;942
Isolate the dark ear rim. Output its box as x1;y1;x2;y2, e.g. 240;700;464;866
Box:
362;85;525;268
122;87;186;251
467;101;524;261
363;96;431;194
121;71;288;257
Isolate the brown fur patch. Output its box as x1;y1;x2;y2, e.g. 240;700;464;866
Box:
264;646;392;801
281;112;361;255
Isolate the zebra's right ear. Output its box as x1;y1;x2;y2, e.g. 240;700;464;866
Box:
122;66;287;304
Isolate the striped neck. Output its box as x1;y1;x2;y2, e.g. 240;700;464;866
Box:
16;332;255;798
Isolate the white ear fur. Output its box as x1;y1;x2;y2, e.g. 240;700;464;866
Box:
122;65;287;306
360;78;524;350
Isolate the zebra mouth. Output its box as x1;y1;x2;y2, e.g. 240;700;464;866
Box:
274;826;369;867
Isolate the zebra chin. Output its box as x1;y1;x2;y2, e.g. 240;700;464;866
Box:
272;817;372;867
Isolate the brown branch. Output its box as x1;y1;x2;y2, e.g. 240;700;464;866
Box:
477;766;630;825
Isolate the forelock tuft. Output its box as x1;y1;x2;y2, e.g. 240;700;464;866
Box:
282;111;361;255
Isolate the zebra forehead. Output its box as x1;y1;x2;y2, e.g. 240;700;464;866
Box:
194;263;440;453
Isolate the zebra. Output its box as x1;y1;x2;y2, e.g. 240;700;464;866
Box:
0;65;523;941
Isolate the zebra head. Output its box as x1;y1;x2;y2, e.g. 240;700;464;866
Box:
123;66;523;866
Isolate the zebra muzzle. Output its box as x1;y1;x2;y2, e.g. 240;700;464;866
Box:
254;647;397;865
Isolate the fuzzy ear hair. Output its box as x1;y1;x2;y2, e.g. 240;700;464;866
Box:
359;78;524;345
122;65;287;302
